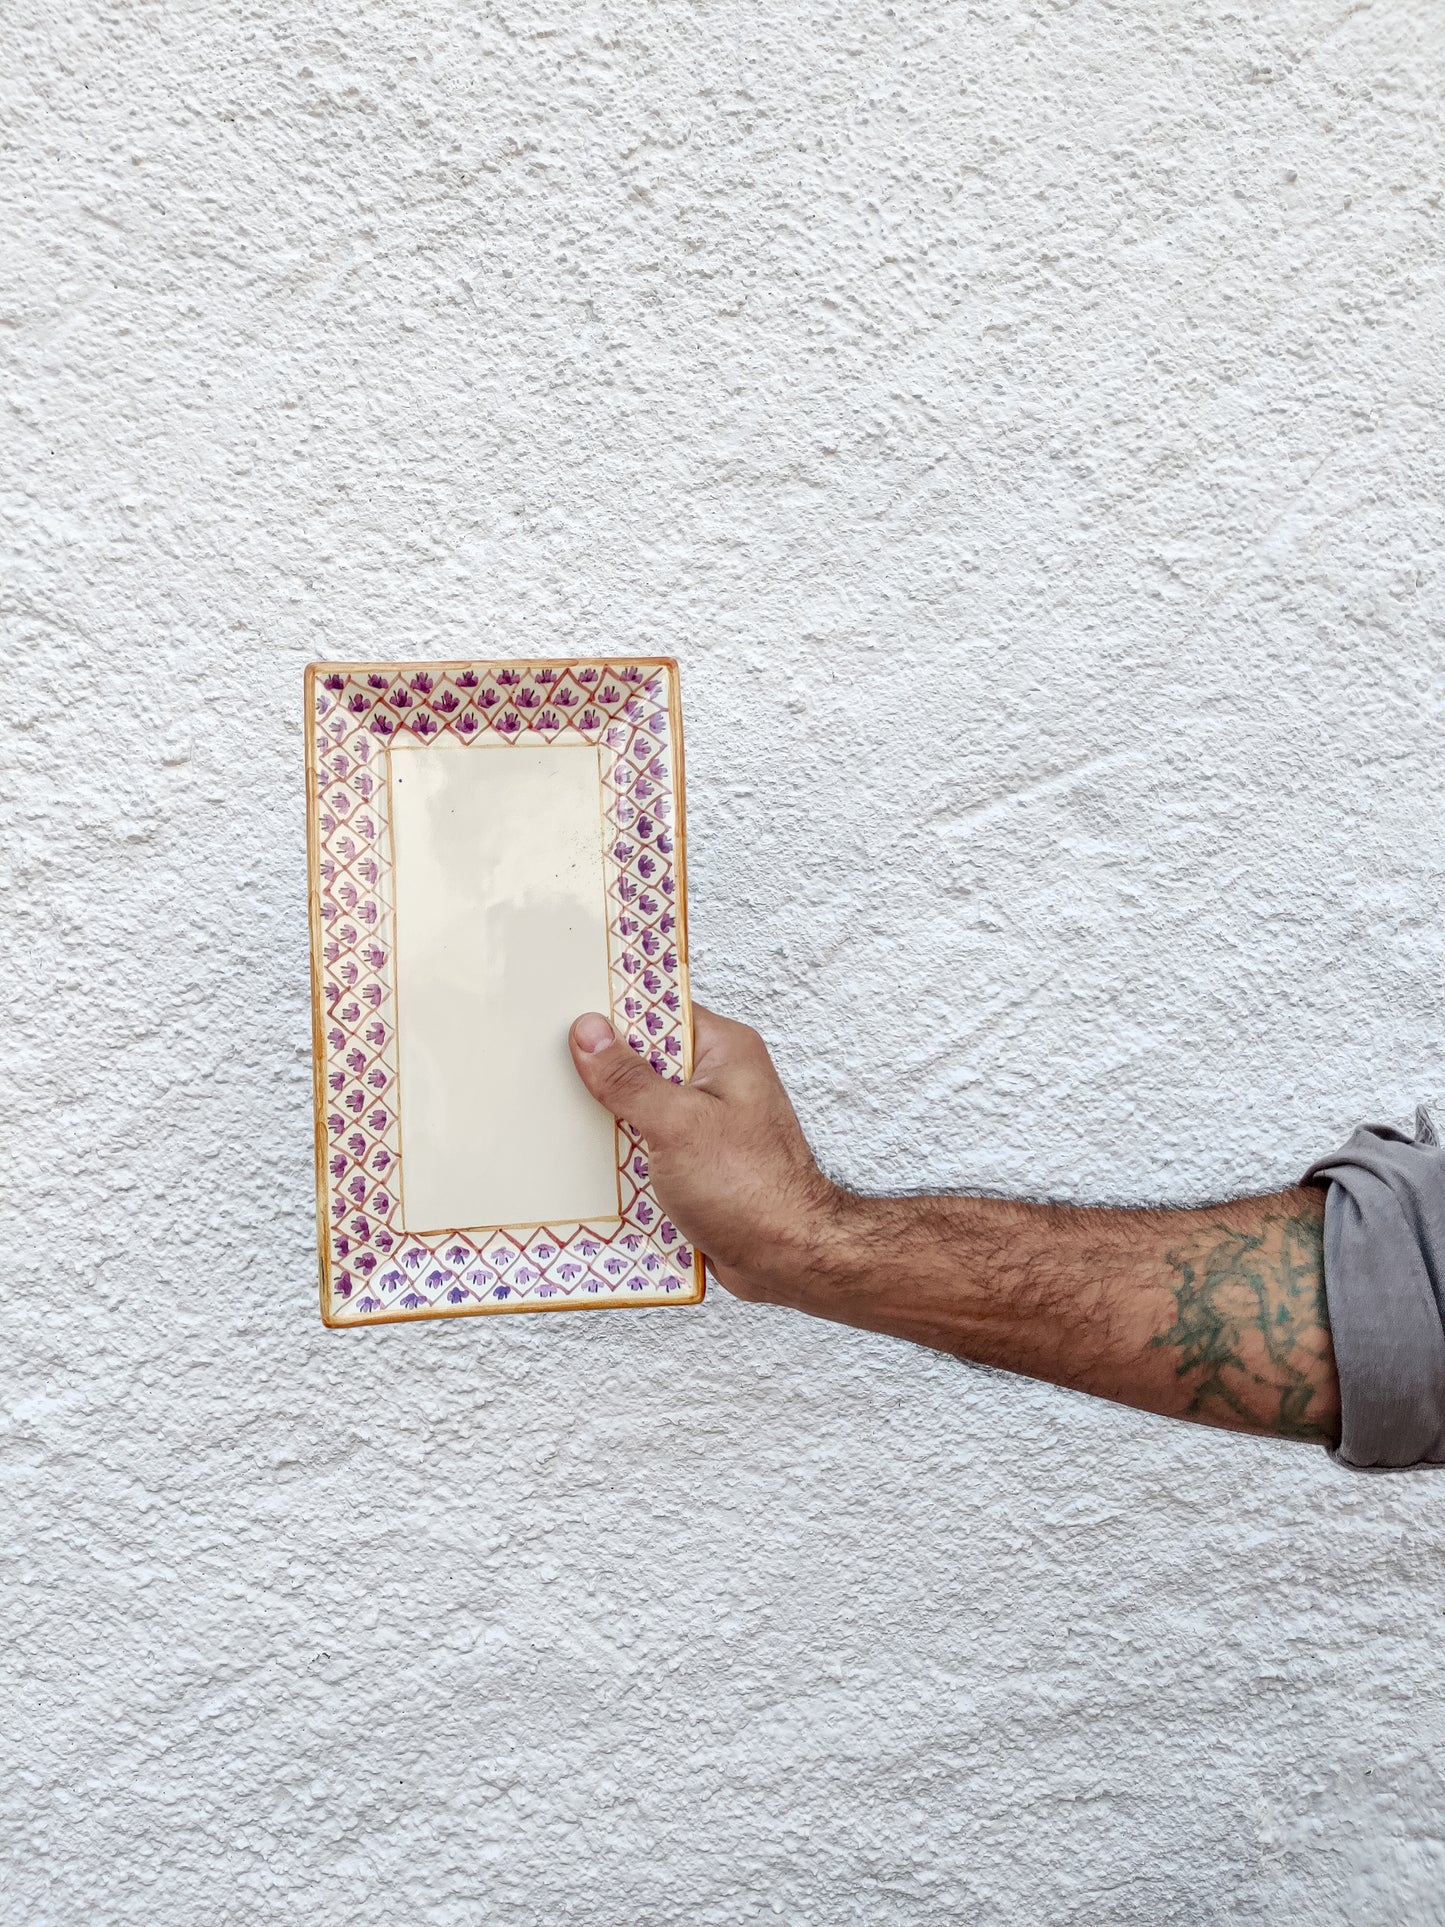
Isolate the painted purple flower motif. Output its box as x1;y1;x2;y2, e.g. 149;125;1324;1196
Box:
350;1213;369;1237
579;1240;600;1258
447;1285;470;1304
425;1270;448;1291
401;1292;425;1309
337;1273;353;1296
601;685;621;705
457;712;479;735
642;1252;661;1271
579;707;601;730
328;1111;345;1137
637;856;656;881
624;995;642;1019
558;1263;581;1281
536;667;558;684
330;1153;347;1179
374;1229;394;1254
585;1279;602;1293
636;814;655;841
621;666;643;683
498;668;522;686
380;1269;404;1290
410;672;434;694
493;1283;512;1300
638;894;658;919
613;839;635;864
371;1191;391;1215
335;1234;351;1259
537;709;562;730
628;1277;646;1291
362;983;383;1008
390;687;413;708
641;930;659;959
536;1281;559;1298
363;944;387;971
534;1242;556;1260
664;1035;680;1058
479;686;500;708
402;1249;426;1271
347;692;372;713
411;712;438;737
358;1295;380;1313
660;1220;677;1244
621;1233;642;1252
368;1107;387;1131
634;778;654;803
359;858;379;885
604;1255;627;1276
647;756;668;783
660;910;675;936
649;1050;668;1075
498;711;522;735
645;1010;664;1036
631;1152;649;1180
367;1067;388;1092
579;666;600;683
491;1247;514;1268
457;669;479;688
636;1201;654;1225
618;916;639;938
618;878;638;904
620;951;640;976
347;1175;367;1204
642;967;662;995
324;672;345;690
367;673;389;689
515;688;540;710
446;1245;469;1265
370;713;395;737
356;1251;377;1276
371;1148;391;1173
664;988;681;1014
677;1247;693;1267
436;689;459;713
554;685;578;707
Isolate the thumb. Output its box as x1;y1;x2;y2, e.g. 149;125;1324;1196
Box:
568;1012;688;1141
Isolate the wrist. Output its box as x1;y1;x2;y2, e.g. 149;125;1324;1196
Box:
739;1183;882;1311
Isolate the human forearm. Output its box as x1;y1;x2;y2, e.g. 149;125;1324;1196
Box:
743;1184;1338;1443
568;1005;1339;1447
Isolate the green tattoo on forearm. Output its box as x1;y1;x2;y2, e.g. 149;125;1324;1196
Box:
1152;1209;1334;1441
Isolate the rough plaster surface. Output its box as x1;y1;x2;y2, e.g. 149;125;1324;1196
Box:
4;3;1445;1921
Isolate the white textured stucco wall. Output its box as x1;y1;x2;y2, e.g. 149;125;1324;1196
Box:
4;4;1445;1921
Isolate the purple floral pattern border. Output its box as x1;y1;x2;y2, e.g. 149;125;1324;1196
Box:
309;659;699;1323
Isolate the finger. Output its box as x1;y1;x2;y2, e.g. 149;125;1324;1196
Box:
569;1013;690;1140
689;1002;774;1091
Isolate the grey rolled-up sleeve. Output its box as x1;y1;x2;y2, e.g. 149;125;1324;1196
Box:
1302;1107;1445;1472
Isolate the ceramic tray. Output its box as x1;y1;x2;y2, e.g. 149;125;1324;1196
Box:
305;657;704;1326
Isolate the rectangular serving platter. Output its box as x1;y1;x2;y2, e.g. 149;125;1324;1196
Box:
305;657;704;1326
